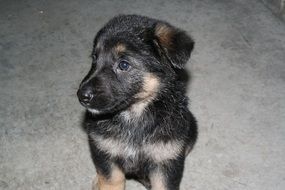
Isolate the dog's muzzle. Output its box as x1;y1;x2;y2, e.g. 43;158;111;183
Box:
77;87;94;107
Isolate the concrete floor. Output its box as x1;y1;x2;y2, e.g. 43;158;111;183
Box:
1;0;285;189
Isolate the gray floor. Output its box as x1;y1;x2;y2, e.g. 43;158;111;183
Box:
1;0;285;189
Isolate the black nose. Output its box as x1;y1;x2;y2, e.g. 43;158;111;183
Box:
77;88;94;106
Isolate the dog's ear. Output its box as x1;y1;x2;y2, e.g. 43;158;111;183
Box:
153;23;194;69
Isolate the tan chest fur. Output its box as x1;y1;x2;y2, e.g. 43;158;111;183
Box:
91;134;183;163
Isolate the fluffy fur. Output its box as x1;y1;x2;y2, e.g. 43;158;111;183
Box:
77;15;198;190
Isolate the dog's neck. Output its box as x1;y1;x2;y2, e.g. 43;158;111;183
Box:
120;88;187;124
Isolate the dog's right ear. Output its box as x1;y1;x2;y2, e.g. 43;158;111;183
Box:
151;23;194;69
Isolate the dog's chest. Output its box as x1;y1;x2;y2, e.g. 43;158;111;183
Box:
91;134;142;159
90;133;183;165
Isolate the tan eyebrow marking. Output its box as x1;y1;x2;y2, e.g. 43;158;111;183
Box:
114;43;126;54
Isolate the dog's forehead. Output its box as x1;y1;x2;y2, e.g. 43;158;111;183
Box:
94;39;128;56
94;30;144;54
93;41;130;67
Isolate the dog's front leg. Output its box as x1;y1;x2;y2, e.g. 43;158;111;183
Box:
88;138;125;190
150;158;185;190
92;165;125;190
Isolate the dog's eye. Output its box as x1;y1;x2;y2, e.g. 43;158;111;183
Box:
118;60;130;71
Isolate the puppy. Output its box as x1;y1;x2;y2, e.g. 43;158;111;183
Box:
77;15;197;190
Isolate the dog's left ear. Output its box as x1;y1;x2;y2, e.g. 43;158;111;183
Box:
153;23;194;69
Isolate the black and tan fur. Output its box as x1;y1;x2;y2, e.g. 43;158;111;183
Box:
77;15;198;190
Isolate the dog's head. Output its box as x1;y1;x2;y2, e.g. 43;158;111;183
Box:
77;15;194;115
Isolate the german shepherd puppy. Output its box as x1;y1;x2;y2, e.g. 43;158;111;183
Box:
77;15;197;190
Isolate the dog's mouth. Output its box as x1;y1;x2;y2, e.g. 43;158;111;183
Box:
77;89;120;114
82;98;133;115
77;87;137;116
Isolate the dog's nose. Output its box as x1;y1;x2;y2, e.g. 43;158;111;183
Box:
77;88;94;106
